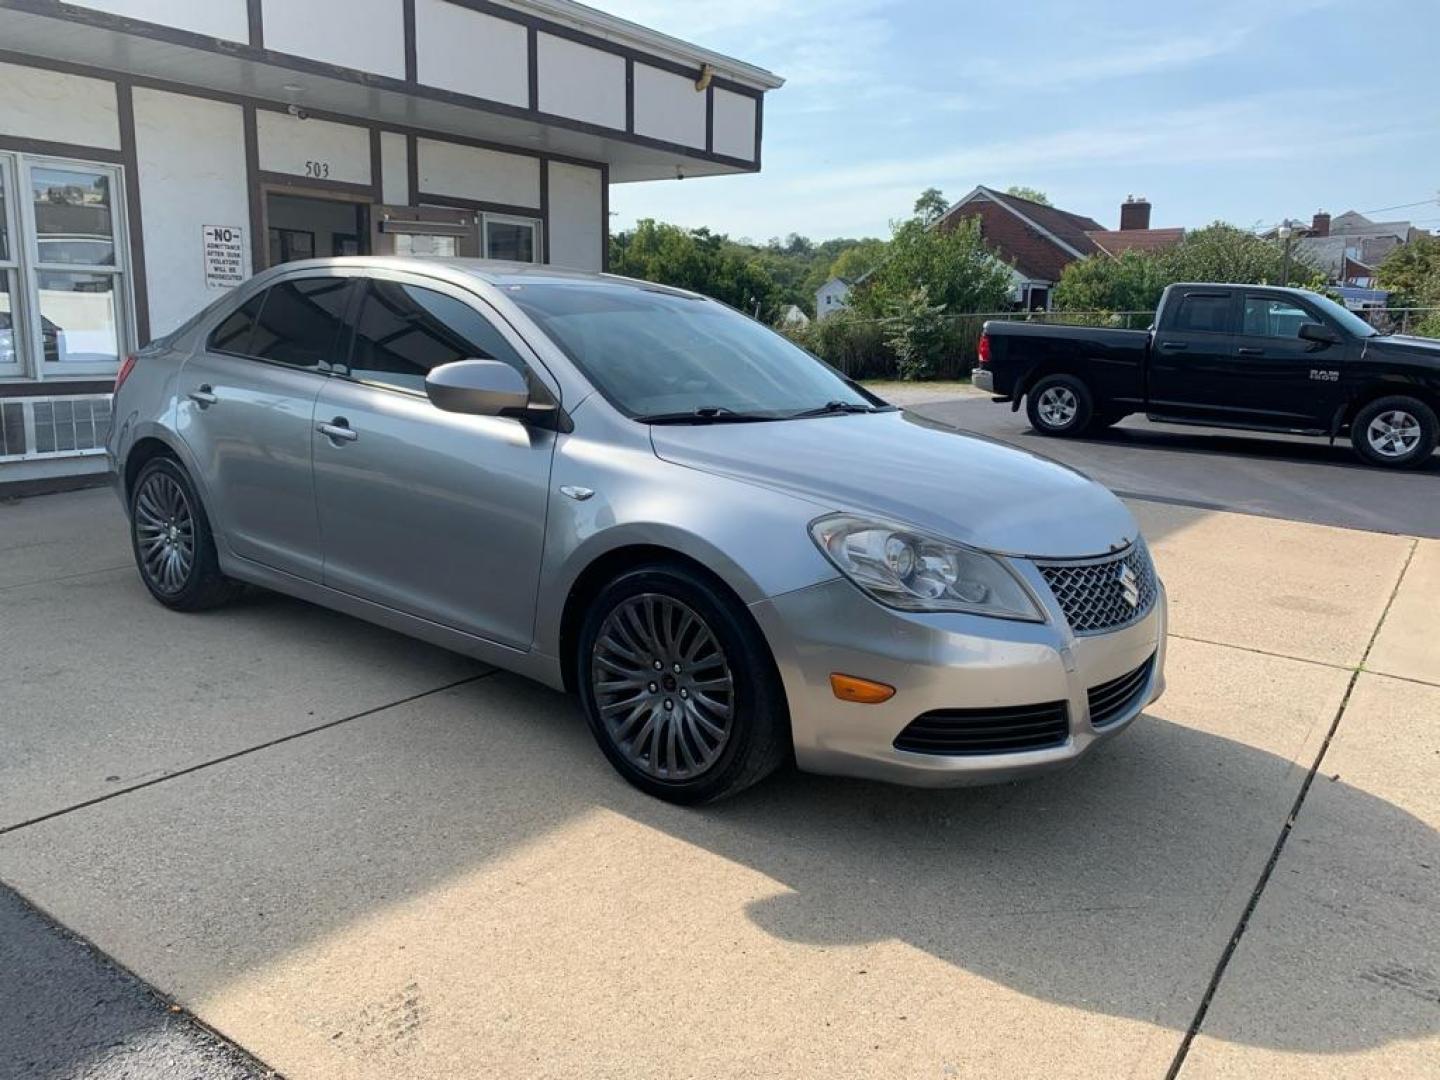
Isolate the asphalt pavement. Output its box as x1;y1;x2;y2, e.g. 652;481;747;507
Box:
910;397;1440;538
0;887;270;1080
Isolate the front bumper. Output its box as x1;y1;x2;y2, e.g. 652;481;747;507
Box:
749;563;1167;788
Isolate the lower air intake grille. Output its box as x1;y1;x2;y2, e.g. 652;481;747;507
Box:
894;701;1069;756
1087;654;1156;728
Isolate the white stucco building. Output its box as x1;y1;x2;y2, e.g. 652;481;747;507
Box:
0;0;782;487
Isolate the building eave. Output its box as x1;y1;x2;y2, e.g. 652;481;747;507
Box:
508;0;785;90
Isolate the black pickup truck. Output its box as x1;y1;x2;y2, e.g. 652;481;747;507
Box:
973;283;1440;468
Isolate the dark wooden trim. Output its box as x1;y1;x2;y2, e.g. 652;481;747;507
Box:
369;127;383;197
416;192;540;218
705;85;714;155
527;26;539;111
246;0;263;48
406;132;419;205
242;105;265;272
753;93;764;169
624;58;635;134
0;134;122;164
114;81;150;345
0;379;114;397
402;0;417;82
538;158;550;263
0;4;766;173
258;172;376;198
600;162;610;272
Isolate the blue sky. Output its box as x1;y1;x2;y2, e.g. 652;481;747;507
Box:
603;0;1440;243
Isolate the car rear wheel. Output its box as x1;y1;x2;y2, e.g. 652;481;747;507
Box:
1350;396;1438;469
129;456;241;611
1026;374;1096;436
577;564;789;804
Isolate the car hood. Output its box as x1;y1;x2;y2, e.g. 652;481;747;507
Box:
1367;334;1440;362
650;410;1139;559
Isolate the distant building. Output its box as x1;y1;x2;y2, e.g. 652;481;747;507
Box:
1286;210;1432;310
814;276;852;320
935;188;1184;310
777;303;810;329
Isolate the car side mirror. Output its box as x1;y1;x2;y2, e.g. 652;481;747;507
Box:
425;359;531;416
1298;322;1338;346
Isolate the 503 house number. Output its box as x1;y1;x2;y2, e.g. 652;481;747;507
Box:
304;160;331;179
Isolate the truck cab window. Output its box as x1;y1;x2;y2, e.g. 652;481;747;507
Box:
1170;294;1233;334
1243;298;1312;339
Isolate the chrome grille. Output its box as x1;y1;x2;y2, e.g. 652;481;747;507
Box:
1036;542;1157;635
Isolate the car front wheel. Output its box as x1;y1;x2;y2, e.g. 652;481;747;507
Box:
577;564;789;804
1350;396;1438;469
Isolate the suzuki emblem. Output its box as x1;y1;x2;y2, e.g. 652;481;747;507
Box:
1117;563;1141;609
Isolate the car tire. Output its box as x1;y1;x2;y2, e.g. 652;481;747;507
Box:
1026;374;1096;437
129;456;242;611
1350;396;1439;469
577;563;790;804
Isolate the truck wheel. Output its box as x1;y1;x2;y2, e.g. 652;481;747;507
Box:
1350;396;1438;469
1026;374;1095;437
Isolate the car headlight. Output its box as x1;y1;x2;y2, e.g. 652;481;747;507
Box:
809;513;1044;620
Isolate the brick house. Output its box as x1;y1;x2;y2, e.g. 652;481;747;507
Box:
935;187;1183;310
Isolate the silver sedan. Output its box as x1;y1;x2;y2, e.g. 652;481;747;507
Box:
108;258;1166;803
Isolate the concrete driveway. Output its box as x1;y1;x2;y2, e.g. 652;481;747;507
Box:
1;487;1437;1079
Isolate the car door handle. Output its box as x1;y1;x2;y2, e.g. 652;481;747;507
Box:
316;419;358;443
1157;341;1188;351
1237;347;1264;356
187;385;217;406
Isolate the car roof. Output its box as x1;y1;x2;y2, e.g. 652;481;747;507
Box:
1167;282;1318;297
262;255;698;296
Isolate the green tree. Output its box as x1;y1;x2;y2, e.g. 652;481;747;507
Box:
1005;186;1051;206
1376;234;1440;309
610;219;781;318
1053;248;1169;314
882;286;949;380
827;238;888;284
1054;222;1328;317
852;215;1013;319
848;207;1015;379
913;187;949;225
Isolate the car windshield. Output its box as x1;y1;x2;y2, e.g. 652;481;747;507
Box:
1303;291;1379;338
504;282;877;420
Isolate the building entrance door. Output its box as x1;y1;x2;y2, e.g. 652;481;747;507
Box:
264;189;372;268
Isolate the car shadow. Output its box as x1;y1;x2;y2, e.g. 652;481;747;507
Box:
6;670;1432;1062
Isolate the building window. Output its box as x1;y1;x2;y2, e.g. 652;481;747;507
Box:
0;153;132;379
482;213;541;263
0;156;20;376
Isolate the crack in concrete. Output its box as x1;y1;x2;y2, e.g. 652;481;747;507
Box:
0;670;496;840
1163;537;1420;1079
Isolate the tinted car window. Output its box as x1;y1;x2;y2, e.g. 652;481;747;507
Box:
347;281;524;393
1170;294;1233;334
505;283;871;419
248;278;353;370
207;293;265;355
1243;297;1312;338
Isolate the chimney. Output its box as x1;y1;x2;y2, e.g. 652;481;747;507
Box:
1120;195;1151;231
1311;210;1331;237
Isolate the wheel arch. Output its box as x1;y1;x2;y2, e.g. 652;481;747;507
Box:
1340;380;1440;432
556;543;765;695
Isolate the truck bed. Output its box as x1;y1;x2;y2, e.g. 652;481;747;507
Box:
978;320;1150;406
